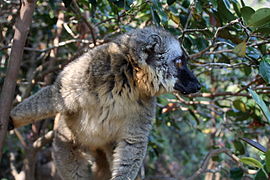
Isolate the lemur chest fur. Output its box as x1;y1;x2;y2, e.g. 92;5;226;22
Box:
68;95;142;148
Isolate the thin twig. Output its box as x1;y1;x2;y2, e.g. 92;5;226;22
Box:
189;16;267;60
189;42;229;59
145;176;177;180
249;39;270;47
185;92;251;98
191;62;249;68
186;90;270;98
188;148;230;180
188;147;257;180
0;39;92;52
95;12;127;26
33;131;54;150
204;49;233;55
180;0;196;43
236;76;264;94
14;129;27;148
63;22;77;38
254;87;270;90
213;18;241;42
239;18;251;42
71;0;96;46
183;28;209;33
189;45;213;59
189;18;241;60
224;152;257;175
95;0;150;28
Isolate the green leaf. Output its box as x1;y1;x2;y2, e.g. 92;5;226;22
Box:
240;6;255;23
108;1;119;14
151;8;160;25
217;0;236;22
240;157;263;168
195;2;203;13
167;12;180;25
167;0;176;6
110;0;125;9
248;88;270;122
243;66;252;76
233;41;246;57
209;0;218;9
240;0;245;7
266;150;270;173
235;112;250;121
233;140;245;155
255;168;268;180
195;38;209;51
88;0;97;6
259;58;270;84
152;0;168;25
230;167;244;179
62;0;72;8
254;27;270;36
232;2;241;17
233;99;247;112
212;155;222;162
240;137;267;153
249;8;270;27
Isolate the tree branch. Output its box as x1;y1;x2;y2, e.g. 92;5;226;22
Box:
0;39;92;52
33;131;54;151
71;0;96;46
213;18;241;42
0;0;37;161
14;129;27;149
179;0;196;43
184;92;251;98
188;148;230;180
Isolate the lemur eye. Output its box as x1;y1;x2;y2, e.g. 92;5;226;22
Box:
175;59;183;68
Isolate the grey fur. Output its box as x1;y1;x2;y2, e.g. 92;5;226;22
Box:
10;27;200;180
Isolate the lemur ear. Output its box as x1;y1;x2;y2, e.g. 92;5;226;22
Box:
145;34;162;53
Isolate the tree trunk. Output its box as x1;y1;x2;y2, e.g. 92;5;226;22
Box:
0;0;37;161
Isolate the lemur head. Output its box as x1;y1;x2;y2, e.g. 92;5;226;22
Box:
126;27;201;96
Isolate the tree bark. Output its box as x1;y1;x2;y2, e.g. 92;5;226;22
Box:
0;0;37;161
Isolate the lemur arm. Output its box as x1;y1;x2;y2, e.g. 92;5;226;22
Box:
111;118;152;180
10;85;63;128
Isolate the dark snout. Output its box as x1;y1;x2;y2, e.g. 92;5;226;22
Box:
174;66;201;95
174;80;201;94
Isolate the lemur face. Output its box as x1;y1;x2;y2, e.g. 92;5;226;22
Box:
144;34;201;95
128;27;201;95
170;46;201;94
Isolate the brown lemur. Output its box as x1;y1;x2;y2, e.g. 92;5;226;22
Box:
9;27;201;180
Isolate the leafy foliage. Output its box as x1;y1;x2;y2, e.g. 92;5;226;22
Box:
240;157;263;169
249;88;270;122
259;58;270;84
